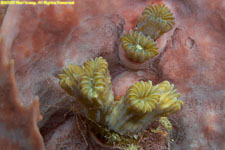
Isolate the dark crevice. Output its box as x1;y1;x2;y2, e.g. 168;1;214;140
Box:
40;108;74;144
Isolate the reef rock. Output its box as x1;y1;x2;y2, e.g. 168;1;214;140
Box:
0;37;44;149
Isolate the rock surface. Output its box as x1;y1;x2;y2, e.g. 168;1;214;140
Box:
0;0;224;149
0;37;44;149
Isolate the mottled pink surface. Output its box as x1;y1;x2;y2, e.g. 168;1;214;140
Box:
0;0;225;149
0;39;44;149
45;117;88;150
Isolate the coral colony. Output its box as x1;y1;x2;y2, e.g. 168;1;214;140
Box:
59;4;183;149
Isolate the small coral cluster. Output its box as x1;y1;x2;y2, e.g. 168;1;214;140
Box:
59;57;183;135
108;80;183;135
120;4;175;63
58;4;182;149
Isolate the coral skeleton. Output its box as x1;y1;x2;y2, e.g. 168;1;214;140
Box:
120;30;158;63
59;57;184;135
136;4;175;40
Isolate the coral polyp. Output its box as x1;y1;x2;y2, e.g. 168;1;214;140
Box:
80;57;112;104
107;81;183;135
136;4;175;40
59;64;83;96
107;81;161;134
124;81;160;114
59;57;114;124
120;30;158;63
156;81;184;117
59;56;183;142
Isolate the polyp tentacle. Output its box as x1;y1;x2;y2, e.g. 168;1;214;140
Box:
59;57;114;124
120;30;158;63
136;4;175;40
107;81;161;135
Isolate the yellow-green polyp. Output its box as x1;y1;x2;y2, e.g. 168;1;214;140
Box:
120;30;158;63
136;4;175;40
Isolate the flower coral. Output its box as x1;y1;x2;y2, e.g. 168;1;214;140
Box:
120;30;158;63
58;3;182;148
136;4;175;40
58;57;184;135
107;81;161;134
120;4;174;63
59;57;114;124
